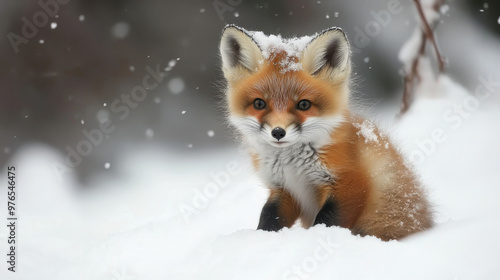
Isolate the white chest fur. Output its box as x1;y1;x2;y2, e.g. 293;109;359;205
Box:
255;143;335;227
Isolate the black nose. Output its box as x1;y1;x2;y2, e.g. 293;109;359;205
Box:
271;127;286;141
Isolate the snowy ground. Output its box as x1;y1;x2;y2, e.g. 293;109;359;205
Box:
1;72;500;280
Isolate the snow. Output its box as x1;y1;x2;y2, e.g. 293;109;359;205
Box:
353;120;379;143
111;22;130;39
250;31;314;73
439;4;449;15
1;71;500;279
79;15;85;22
168;77;185;94
164;60;177;72
398;28;422;70
50;22;57;30
420;0;441;23
96;109;110;124
3;14;500;277
146;129;154;139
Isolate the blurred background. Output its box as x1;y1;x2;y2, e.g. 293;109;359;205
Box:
1;1;500;279
1;0;499;183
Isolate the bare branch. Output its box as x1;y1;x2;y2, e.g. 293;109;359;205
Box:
399;0;446;116
399;33;427;116
413;0;446;72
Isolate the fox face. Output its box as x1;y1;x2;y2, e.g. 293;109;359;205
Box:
220;25;352;149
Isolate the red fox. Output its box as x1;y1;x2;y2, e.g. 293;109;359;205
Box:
219;25;432;241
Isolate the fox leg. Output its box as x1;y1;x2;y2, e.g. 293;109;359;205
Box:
313;196;340;227
257;188;300;231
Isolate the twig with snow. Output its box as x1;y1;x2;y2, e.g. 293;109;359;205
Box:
399;0;446;115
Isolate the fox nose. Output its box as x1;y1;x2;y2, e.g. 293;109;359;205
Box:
271;127;286;141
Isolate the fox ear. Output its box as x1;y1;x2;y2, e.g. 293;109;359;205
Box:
220;25;264;84
301;27;351;82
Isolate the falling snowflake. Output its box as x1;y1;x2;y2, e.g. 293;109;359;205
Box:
111;22;130;39
164;59;177;71
146;129;154;139
168;78;185;94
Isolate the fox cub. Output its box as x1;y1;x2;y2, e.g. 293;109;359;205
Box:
219;25;432;241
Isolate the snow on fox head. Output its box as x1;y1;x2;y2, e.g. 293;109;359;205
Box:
220;25;352;149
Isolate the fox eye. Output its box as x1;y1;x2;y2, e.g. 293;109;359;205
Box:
253;98;266;110
297;99;312;111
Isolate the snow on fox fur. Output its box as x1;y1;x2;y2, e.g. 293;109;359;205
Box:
219;25;432;241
